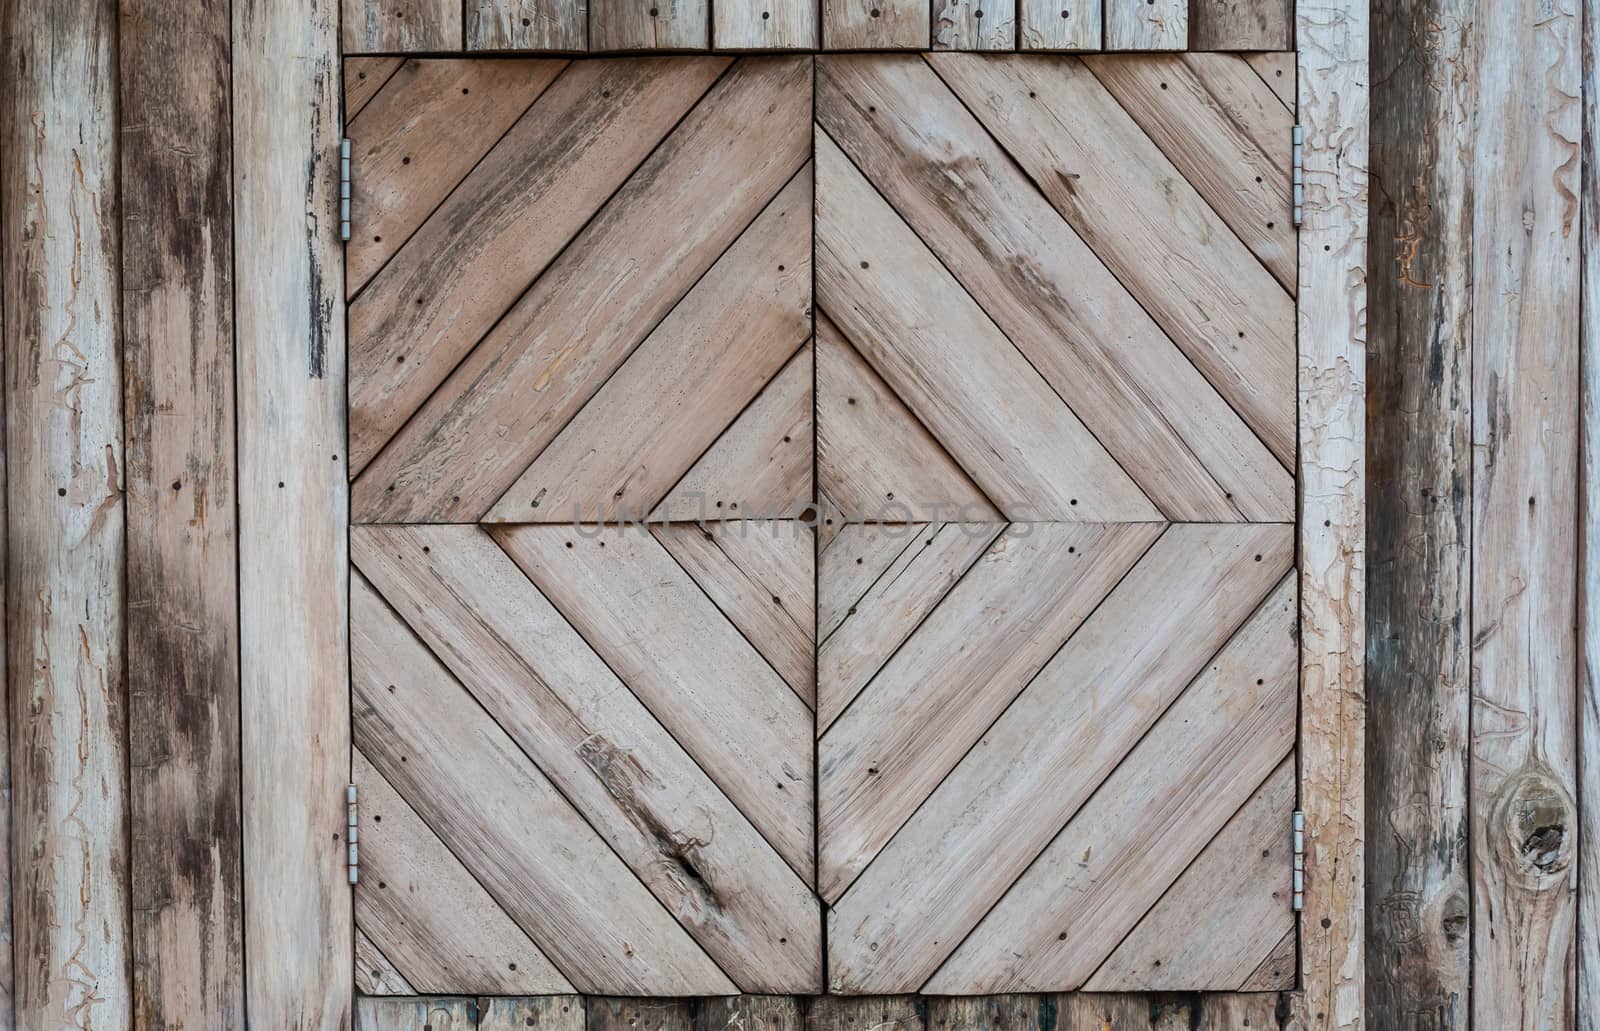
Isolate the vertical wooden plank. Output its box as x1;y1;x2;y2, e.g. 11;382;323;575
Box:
590;0;710;49
933;0;1016;49
1470;0;1583;1024
695;995;805;1029
1295;0;1367;1027
355;997;477;1030
1190;0;1291;50
234;0;352;1026
1019;0;1101;48
1366;0;1473;1022
119;0;244;1028
467;0;588;50
342;0;464;52
821;0;931;48
1585;0;1600;1021
714;0;820;48
1;1;130;1027
586;998;695;1030
479;997;586;1030
925;996;1046;1029
1105;0;1186;48
0;66;12;1031
805;996;925;1030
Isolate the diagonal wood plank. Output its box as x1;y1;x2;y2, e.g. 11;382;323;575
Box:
351;573;733;995
1246;52;1295;111
486;168;812;523
347;58;566;294
816;523;921;641
353;747;574;995
346;57;404;119
930;53;1296;466
467;0;587;49
816;130;1160;523
1106;0;1186;49
653;522;817;705
816;314;999;522
650;340;815;522
343;0;463;52
932;0;1015;50
816;55;1293;523
354;57;813;521
819;522;1165;901
822;0;931;48
1084;756;1295;991
494;524;814;877
355;929;414;995
715;0;819;48
1240;929;1297;991
479;997;586;1031
353;527;821;991
827;523;1293;991
356;997;477;1031
590;0;709;49
819;522;1005;733
1019;0;1102;49
347;56;728;472
1085;53;1296;290
925;574;1299;993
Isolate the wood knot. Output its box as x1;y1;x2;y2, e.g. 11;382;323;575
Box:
1488;760;1575;885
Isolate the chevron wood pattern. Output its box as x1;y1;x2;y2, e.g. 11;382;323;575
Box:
344;52;1298;999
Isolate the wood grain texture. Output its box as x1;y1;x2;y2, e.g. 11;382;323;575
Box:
2;1;129;1026
590;0;711;48
478;996;585;1030
805;996;924;1029
355;931;415;995
1241;932;1297;992
346;57;405;118
355;997;477;1031
233;0;351;1024
1105;0;1186;49
932;0;1015;50
343;0;463;52
1295;0;1368;1026
467;0;588;49
1585;0;1600;1021
924;996;1047;1029
715;0;820;48
589;998;697;1031
119;0;243;1026
1019;0;1101;49
1190;0;1291;50
1248;51;1295;107
1367;0;1473;1020
695;995;804;1029
821;0;931;48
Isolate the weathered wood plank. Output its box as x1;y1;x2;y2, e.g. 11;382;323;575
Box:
355;997;477;1031
343;0;463;52
1584;0;1600;1018
932;0;1015;50
816;524;918;639
805;996;924;1029
587;999;695;1031
1366;0;1472;1020
715;0;820;48
1019;0;1101;49
346;57;406;118
1191;0;1291;50
1240;931;1296;991
2;1;129;1026
829;526;1291;991
478;996;585;1030
233;0;351;1023
1105;0;1185;49
1294;0;1368;1026
1247;51;1295;109
355;930;415;995
924;996;1046;1029
695;995;805;1029
119;0;243;1026
467;0;588;49
590;0;711;49
821;0;930;48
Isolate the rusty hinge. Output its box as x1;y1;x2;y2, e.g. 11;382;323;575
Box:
347;783;359;885
340;138;352;243
1291;126;1304;227
1291;809;1305;911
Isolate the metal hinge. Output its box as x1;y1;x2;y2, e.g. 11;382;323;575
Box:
1291;126;1304;227
1291;809;1305;911
346;783;359;885
339;138;352;242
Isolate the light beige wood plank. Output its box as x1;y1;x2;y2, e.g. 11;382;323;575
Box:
817;56;1292;523
1247;51;1295;110
804;996;924;1030
1055;995;1149;1030
1584;0;1600;1017
346;59;566;295
3;1;129;1025
931;53;1296;466
1086;758;1296;990
589;998;696;1031
1019;0;1101;49
653;522;816;705
354;58;812;521
715;0;819;48
347;56;728;473
927;574;1299;992
925;997;1047;1030
1083;54;1296;292
816;314;998;522
1192;0;1291;49
234;0;351;1024
354;528;820;992
478;997;585;1031
344;0;464;51
1105;0;1185;48
819;522;1163;901
1295;0;1367;1027
352;573;734;995
816;130;1160;523
495;525;815;876
355;930;415;995
932;0;1015;50
487;169;812;523
828;524;1292;991
353;748;574;994
822;0;930;47
650;340;816;522
346;57;405;118
816;523;920;640
1195;994;1286;1030
819;522;1003;733
698;996;805;1029
467;0;588;49
590;0;710;48
1180;53;1293;174
355;997;476;1031
1239;930;1296;991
